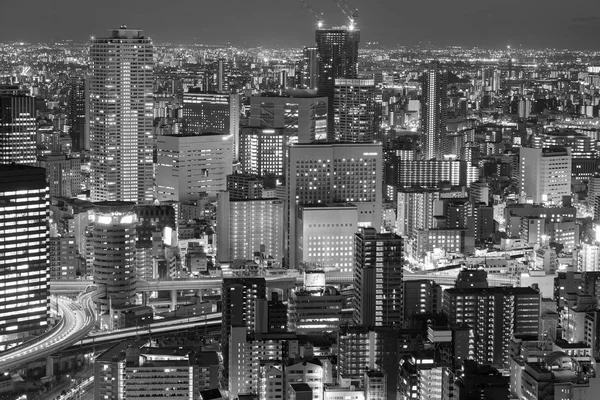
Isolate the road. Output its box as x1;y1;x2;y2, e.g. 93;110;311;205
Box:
0;289;99;373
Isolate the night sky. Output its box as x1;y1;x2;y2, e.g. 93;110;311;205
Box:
2;0;600;49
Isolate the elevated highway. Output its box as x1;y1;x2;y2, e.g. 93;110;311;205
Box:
0;288;100;373
49;270;515;298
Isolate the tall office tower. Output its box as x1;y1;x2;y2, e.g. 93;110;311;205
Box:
182;91;241;159
156;133;233;202
0;165;49;350
0;92;37;165
217;191;284;264
38;155;82;198
302;46;318;89
239;127;289;179
443;287;540;369
316;27;360;139
334;78;377;142
249;95;328;143
66;75;89;152
421;63;448;160
286;143;382;268
91;202;138;313
353;228;403;328
89;27;154;203
519;147;572;205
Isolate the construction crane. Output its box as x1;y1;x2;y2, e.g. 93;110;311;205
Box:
299;0;325;29
333;0;359;29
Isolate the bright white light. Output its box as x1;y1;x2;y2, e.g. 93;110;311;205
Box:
120;215;133;224
97;216;112;225
163;226;173;246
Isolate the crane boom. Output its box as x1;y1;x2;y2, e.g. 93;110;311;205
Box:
299;0;324;28
333;0;359;27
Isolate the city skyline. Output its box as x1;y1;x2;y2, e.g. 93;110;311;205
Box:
1;0;600;49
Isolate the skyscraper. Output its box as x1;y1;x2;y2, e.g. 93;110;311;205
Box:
353;227;404;327
182;91;241;159
66;75;89;152
302;46;318;89
315;27;360;139
334;78;377;142
89;27;154;203
91;202;138;313
0;165;49;350
421;63;448;160
0;92;37;166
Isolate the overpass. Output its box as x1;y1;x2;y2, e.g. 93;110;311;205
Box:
0;288;100;374
49;270;515;299
49;271;351;296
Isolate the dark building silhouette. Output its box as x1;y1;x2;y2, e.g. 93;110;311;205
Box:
315;27;359;140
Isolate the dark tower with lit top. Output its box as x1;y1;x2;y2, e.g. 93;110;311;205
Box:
315;27;360;140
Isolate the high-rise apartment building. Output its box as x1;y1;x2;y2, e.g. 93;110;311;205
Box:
315;27;360;139
353;228;403;327
519;147;572;205
334;78;377;142
0;93;37;166
156;133;233;202
89;27;154;203
182;91;241;159
443;287;540;368
0;165;49;350
222;277;267;385
421;63;448;160
403;280;443;326
249;95;328;143
229;327;293;398
286;143;382;268
91;202;138;313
